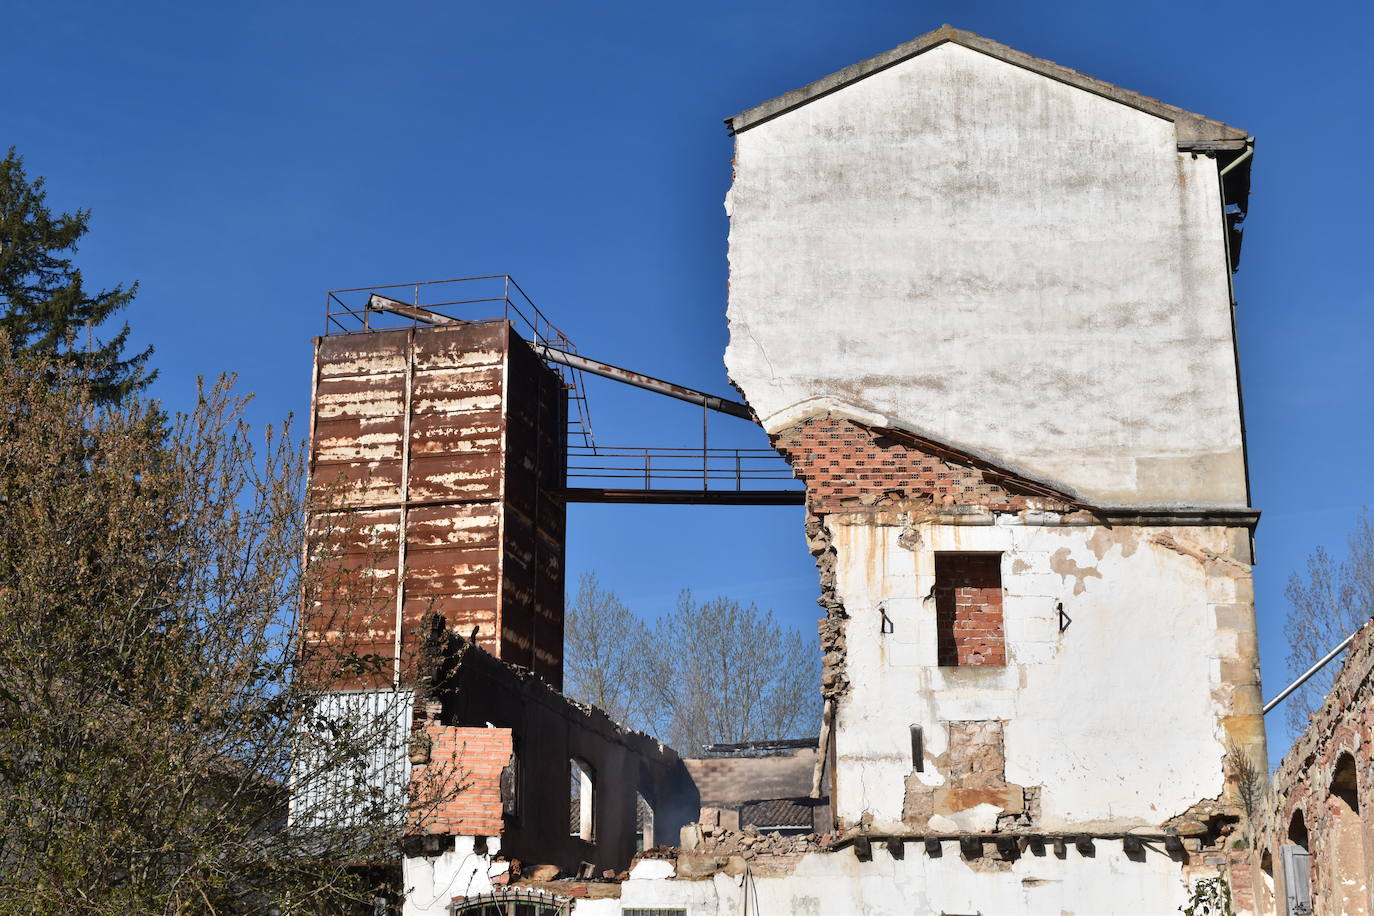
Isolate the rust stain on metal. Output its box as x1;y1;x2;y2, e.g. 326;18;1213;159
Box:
307;321;568;690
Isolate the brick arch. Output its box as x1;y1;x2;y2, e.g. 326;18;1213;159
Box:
1287;805;1311;851
1330;750;1361;813
1325;750;1369;916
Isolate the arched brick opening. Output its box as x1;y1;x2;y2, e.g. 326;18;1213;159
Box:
1289;808;1310;850
1326;752;1369;916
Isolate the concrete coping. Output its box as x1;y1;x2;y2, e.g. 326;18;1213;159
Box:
724;24;1249;145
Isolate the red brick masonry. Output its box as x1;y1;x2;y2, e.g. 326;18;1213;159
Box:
934;554;1006;667
416;725;512;837
770;416;1073;514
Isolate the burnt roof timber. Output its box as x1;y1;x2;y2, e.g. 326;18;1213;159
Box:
725;24;1249;147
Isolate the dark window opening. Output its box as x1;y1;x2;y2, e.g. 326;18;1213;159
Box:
1331;752;1360;813
1287;809;1309;850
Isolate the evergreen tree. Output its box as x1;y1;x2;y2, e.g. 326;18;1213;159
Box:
0;147;151;402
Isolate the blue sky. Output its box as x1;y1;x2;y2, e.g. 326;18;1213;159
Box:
6;0;1372;763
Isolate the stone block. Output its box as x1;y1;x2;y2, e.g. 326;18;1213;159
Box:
674;853;725;879
934;785;1024;815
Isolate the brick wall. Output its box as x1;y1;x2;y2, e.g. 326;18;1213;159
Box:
1245;616;1374;915
934;554;1005;667
416;725;512;837
770;416;1072;514
682;748;818;806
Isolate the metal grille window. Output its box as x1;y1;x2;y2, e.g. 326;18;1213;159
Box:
452;895;570;914
622;910;689;916
289;689;414;828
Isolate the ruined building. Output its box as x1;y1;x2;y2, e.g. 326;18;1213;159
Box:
1238;617;1374;915
301;25;1291;915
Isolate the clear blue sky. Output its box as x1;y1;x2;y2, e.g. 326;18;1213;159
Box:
6;0;1372;763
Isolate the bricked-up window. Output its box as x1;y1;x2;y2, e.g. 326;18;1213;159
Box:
934;554;1005;667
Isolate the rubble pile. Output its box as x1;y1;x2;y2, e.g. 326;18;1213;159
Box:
681;822;827;857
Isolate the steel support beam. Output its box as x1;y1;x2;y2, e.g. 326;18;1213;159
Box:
563;487;804;506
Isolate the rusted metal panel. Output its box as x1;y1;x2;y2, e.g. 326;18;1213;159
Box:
405;503;500;548
410;321;507;368
407;453;503;502
403;597;500;654
311;416;404;464
404;548;501;596
313;375;406;419
315;330;410;378
500;328;567;688
411;366;505;411
408;410;502;455
308;319;567;691
308;507;400;549
311;460;404;507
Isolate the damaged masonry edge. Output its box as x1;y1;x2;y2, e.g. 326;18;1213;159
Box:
770;414;1261;529
723;24;1248;146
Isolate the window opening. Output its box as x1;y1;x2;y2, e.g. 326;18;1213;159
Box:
1326;753;1367;916
934;553;1005;667
570;758;595;842
636;792;655;850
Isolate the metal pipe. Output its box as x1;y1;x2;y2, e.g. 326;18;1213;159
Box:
1262;630;1358;715
362;292;753;420
1218;144;1254;178
535;345;754;420
367;293;454;326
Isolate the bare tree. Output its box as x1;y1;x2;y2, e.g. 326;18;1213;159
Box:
646;591;821;754
1283;508;1374;733
563;573;651;730
0;346;457;915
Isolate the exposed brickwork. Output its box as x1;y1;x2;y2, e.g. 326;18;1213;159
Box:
682;747;818;807
416;725;512;837
770;416;1074;515
934;554;1005;667
1241;616;1374;915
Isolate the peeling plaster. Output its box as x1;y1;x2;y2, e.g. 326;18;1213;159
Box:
1049;547;1102;596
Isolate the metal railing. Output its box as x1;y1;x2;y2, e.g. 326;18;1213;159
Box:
324;275;594;448
567;445;799;493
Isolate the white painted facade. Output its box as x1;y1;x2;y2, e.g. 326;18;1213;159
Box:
571;849;1199;915
724;40;1246;508
827;514;1255;832
403;836;503;915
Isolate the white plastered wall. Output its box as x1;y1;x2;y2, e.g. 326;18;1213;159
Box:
403;836;504;915
827;516;1251;832
572;846;1198;915
724;42;1246;507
